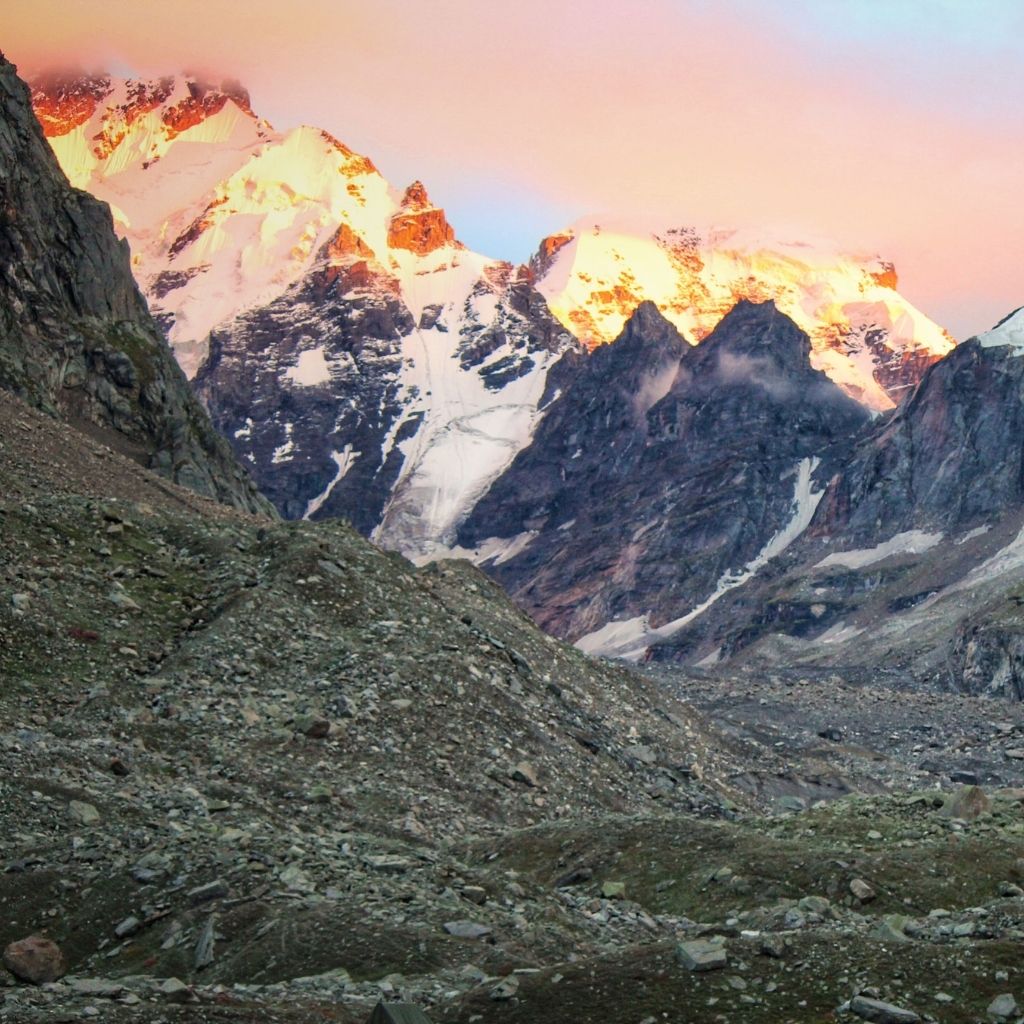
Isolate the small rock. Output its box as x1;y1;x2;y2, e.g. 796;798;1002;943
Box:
676;939;727;972
188;879;229;905
299;717;331;739
601;881;626;899
194;915;216;970
624;744;658;765
68;978;124;998
69;801;100;826
443;920;492;940
114;916;141;939
871;915;911;944
511;762;539;787
491;976;519;1001
159;977;194;1004
849;995;921;1023
987;994;1018;1019
2;936;67;984
941;785;991;821
850;878;876;902
760;934;787;959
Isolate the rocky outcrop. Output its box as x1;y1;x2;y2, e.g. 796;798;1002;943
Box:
0;54;271;515
815;320;1024;543
459;300;868;642
387;181;457;254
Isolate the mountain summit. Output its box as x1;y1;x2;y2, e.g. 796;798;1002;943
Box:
531;221;955;411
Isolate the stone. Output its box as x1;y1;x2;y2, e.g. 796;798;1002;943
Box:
760;934;787;959
871;915;911;943
850;878;876;902
69;800;100;826
159;977;194;1003
676;939;727;972
194;915;216;970
987;993;1018;1019
113;916;141;938
188;879;229;904
511;762;539;787
798;895;831;916
624;744;658;765
490;975;519;1001
601;881;626;899
941;785;991;821
849;995;921;1023
443;921;492;940
68;978;124;998
2;935;67;984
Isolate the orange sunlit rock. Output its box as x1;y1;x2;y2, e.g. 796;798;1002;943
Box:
387;181;457;255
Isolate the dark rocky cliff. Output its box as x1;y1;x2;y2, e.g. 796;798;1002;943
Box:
0;54;271;516
460;300;869;640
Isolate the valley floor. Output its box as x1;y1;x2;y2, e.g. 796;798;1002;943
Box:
3;393;1024;1024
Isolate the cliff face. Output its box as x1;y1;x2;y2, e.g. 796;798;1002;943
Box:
0;54;272;516
459;301;868;646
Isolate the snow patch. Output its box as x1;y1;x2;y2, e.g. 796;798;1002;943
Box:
285;347;332;387
303;445;360;520
956;525;991;545
414;531;538;569
815;530;943;570
977;308;1024;355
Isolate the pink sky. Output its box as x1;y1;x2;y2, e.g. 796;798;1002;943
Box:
6;0;1023;338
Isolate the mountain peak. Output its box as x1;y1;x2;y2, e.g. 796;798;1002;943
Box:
616;300;691;354
399;180;433;211
533;220;954;411
388;180;458;254
695;298;813;372
30;70;259;149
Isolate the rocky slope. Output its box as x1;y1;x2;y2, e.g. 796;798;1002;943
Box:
7;59;1024;1024
459;300;868;649
531;220;955;412
0;55;269;515
8;378;1024;1024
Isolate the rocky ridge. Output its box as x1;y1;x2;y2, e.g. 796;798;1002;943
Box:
0;54;269;515
460;300;868;645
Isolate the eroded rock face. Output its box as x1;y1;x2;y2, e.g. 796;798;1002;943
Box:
459;300;868;642
0;54;271;516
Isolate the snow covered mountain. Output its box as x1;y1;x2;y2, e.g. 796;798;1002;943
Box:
31;71;957;567
531;220;954;411
31;71;577;555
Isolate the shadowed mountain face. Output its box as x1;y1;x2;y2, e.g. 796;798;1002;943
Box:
459;300;869;644
815;319;1024;543
638;308;1024;696
0;53;271;515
